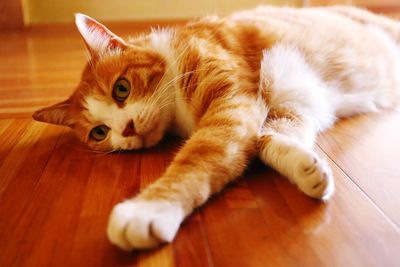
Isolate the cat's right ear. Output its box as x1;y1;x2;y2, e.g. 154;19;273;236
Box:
75;13;127;59
32;99;73;127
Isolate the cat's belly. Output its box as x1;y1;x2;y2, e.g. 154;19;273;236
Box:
171;92;196;138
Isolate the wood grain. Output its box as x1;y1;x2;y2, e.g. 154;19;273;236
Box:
1;19;400;267
0;0;23;31
318;112;400;225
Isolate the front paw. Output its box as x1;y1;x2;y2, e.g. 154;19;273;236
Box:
107;200;184;251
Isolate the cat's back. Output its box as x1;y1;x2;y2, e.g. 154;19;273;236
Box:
173;6;400;110
230;6;400;38
229;6;400;95
229;5;399;49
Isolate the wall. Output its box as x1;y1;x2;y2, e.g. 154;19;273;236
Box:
4;0;398;28
0;0;23;30
22;0;304;25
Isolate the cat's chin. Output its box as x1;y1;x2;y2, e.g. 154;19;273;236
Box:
142;123;168;149
143;131;165;149
119;139;160;151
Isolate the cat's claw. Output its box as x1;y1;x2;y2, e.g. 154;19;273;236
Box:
294;153;335;200
107;200;185;250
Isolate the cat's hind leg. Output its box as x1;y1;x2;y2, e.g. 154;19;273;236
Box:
258;117;334;200
258;44;336;200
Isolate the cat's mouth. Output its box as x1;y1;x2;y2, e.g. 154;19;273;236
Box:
119;124;165;150
119;135;143;150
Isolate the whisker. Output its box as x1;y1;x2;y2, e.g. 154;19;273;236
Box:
149;68;210;106
145;70;197;107
151;38;191;100
155;77;232;110
74;147;120;157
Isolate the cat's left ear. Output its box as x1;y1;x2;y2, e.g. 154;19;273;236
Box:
32;98;73;127
75;13;127;58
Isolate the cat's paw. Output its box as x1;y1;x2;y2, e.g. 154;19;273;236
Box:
294;153;335;200
107;200;185;251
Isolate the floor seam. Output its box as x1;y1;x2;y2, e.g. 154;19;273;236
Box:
317;143;400;232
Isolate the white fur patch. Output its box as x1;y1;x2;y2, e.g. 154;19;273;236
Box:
174;92;196;137
84;96;144;149
149;28;175;64
107;200;185;250
85;96;127;131
148;29;196;138
261;44;336;138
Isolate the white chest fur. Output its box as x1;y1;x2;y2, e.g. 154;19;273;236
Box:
148;29;196;138
172;91;196;138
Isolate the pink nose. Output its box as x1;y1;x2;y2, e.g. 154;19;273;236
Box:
122;119;136;137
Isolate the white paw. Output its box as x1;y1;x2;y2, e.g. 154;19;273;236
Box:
107;200;185;251
293;152;335;200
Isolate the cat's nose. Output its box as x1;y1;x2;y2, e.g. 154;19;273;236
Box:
122;119;136;137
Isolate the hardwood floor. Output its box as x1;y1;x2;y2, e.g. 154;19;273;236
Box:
1;20;400;267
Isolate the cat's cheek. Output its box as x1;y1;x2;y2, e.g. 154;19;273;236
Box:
144;134;162;148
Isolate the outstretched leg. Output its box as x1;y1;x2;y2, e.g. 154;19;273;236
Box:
258;116;334;199
107;94;263;250
258;44;336;199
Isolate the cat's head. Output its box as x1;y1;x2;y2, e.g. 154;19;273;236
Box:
33;14;175;152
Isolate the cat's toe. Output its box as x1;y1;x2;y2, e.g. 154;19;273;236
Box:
107;200;184;251
295;154;335;200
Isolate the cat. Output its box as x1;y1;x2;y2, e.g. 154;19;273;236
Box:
32;5;400;251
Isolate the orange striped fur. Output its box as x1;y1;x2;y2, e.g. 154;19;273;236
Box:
33;6;400;250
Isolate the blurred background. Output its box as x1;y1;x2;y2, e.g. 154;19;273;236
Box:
1;0;400;31
1;0;398;119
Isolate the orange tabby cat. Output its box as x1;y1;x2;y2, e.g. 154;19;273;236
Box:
33;6;400;250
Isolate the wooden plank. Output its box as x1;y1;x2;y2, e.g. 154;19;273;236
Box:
67;151;141;267
318;111;400;226
0;119;26;166
201;154;400;266
0;0;24;31
173;213;214;267
201;170;323;267
0;122;64;267
0;120;62;194
7;131;99;267
277;146;400;266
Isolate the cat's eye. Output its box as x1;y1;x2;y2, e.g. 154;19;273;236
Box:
90;125;109;141
113;78;131;102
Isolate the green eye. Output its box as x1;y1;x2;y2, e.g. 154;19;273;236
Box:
113;78;131;102
90;125;109;141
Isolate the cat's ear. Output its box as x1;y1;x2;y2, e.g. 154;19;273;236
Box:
75;13;127;58
32;99;73;127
